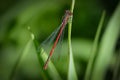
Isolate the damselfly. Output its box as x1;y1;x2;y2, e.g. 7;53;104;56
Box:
41;10;72;70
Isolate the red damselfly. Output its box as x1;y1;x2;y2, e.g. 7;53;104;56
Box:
42;10;72;70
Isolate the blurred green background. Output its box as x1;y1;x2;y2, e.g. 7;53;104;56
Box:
0;0;119;80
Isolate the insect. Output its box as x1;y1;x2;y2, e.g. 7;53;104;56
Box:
42;10;72;70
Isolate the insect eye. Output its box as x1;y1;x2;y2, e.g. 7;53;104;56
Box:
65;10;72;16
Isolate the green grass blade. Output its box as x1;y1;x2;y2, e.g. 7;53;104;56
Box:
84;11;106;80
9;38;33;80
68;0;78;80
112;49;120;80
91;2;120;80
28;27;62;80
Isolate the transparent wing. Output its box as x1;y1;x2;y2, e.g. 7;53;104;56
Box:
39;22;67;67
41;24;62;46
39;24;62;55
52;26;65;61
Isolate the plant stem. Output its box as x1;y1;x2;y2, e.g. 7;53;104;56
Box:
68;0;77;80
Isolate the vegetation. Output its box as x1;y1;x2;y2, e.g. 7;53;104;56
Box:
0;0;119;80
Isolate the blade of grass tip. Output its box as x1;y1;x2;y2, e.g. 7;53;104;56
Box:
28;27;62;80
28;27;50;80
68;0;78;80
91;2;120;80
9;37;33;80
84;11;106;80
